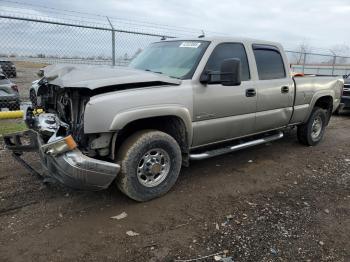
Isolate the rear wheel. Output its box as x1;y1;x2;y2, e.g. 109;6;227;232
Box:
297;107;327;146
116;130;182;202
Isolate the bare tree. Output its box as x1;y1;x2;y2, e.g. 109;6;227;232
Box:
329;44;350;64
292;42;312;65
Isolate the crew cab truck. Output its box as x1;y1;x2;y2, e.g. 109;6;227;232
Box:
4;37;343;201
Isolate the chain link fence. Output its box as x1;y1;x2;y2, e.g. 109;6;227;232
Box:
0;13;349;113
0;14;181;112
286;51;350;76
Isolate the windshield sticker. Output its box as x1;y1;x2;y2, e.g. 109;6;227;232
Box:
179;42;201;48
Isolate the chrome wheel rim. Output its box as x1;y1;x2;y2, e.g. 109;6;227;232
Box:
311;116;323;140
137;148;170;187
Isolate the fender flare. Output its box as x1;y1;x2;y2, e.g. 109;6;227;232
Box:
109;105;193;145
303;90;335;122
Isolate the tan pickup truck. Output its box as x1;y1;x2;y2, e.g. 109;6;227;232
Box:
5;37;343;201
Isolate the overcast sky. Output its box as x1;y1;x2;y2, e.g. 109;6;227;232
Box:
24;0;350;50
1;0;350;58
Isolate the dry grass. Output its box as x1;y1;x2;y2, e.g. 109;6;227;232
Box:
13;61;48;69
0;119;27;136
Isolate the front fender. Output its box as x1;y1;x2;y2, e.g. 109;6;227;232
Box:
109;105;193;144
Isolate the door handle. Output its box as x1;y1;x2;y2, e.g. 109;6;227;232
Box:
281;86;289;93
246;89;256;97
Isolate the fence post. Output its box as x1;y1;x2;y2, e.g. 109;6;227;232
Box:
331;56;336;76
106;17;115;66
302;52;307;74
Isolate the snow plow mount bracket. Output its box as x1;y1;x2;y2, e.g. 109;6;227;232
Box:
3;130;42;178
3;130;39;154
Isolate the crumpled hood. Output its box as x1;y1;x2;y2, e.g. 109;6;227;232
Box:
42;64;181;89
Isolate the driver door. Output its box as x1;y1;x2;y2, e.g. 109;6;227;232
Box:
192;43;257;147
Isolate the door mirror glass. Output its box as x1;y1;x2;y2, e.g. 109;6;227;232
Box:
220;58;241;86
200;59;242;86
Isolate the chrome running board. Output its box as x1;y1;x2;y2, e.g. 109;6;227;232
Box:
189;131;284;160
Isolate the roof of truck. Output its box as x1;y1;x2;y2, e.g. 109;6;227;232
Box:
162;36;284;49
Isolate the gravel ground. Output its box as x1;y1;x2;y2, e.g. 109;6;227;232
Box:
0;115;349;262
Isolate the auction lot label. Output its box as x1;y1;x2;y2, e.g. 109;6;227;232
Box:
179;42;201;48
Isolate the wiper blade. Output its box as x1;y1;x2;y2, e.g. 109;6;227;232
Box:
145;69;180;79
168;75;181;79
145;69;163;74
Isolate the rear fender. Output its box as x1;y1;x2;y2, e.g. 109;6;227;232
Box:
303;91;335;122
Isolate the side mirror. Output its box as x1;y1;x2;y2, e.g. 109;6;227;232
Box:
220;58;241;86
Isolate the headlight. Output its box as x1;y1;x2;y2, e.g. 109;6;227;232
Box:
41;135;77;156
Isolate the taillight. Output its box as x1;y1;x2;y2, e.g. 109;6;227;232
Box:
11;84;18;92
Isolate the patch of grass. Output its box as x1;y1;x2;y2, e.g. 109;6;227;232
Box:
0;119;27;136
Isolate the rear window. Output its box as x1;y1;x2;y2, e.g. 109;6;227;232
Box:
0;79;10;84
0;75;10;84
253;45;286;80
0;61;13;65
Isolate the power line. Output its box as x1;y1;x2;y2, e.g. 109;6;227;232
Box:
0;0;219;35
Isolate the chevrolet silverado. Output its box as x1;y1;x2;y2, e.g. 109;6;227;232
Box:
5;37;344;201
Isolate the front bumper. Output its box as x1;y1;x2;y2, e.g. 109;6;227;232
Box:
4;130;120;190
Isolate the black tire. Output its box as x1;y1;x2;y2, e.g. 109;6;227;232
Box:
297;107;327;146
116;130;182;202
334;106;341;115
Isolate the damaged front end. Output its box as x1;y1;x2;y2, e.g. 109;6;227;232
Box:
4;80;120;190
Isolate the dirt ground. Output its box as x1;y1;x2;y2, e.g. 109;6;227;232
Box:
0;114;349;262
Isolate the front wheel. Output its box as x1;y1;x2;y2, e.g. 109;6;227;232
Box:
116;130;182;202
297;107;327;146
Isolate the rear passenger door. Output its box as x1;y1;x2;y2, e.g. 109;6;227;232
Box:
252;45;294;132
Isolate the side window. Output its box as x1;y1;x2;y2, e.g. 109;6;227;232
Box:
253;46;286;80
206;43;250;82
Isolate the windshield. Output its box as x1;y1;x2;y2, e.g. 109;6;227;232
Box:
129;40;209;79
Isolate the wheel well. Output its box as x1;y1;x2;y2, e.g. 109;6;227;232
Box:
314;96;333;110
314;95;333;124
114;115;189;160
